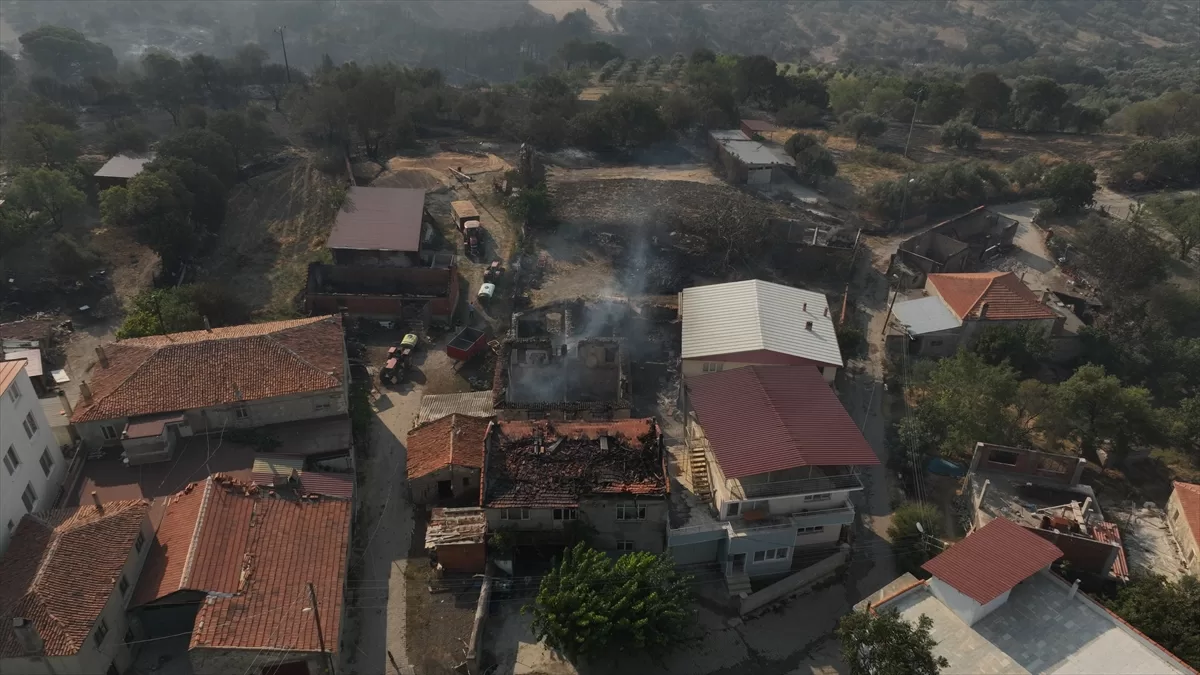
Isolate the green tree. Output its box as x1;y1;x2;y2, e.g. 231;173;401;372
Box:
144;158;228;230
939;120;982;150
837;608;949;675
919;80;966;125
137;51;191;127
506;183;552;226
101;171;196;271
1041;161;1097;214
827;75;872;116
156;128;239;186
18;25;116;79
209;109;277;170
1111;91;1200;139
569;89;667;153
776;100;823;127
1011;76;1069;131
526;543;693;663
6;168;86;232
1053;364;1159;463
963;72;1011;125
1147;194;1200;259
1108;136;1200;190
970;323;1050;376
103;117;153;155
47;233;101;281
842;112;888;145
1104;575;1200;669
1076;216;1170;290
888;502;945;576
117;287;205;338
8;123;79;168
784;133;837;186
184;53;225;98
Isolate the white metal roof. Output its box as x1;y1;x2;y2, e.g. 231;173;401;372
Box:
891;296;962;335
679;280;843;367
94;153;154;179
417;391;496;425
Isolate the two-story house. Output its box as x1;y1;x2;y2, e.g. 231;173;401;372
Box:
673;365;879;589
69;316;348;465
482;418;668;554
0;499;153;675
2;359;67;553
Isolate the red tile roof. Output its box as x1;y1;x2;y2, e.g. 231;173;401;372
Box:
1173;481;1200;544
72;316;345;423
407;414;492;479
0;501;150;657
927;271;1057;321
685;366;879;479
1091;521;1129;580
327;186;426;252
133;477;351;654
923;517;1063;604
483;419;666;508
0;358;26;394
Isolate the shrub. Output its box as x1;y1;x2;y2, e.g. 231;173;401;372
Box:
939;119;982;149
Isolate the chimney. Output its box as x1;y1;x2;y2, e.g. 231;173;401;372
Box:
11;618;44;656
805;320;814;331
91;491;103;512
79;381;93;404
978;301;989;319
203;315;212;332
95;346;108;368
57;389;73;418
1067;578;1081;600
803;302;807;312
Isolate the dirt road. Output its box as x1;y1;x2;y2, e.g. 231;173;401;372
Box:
548;164;721;184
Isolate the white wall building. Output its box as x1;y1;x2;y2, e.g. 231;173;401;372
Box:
1;359;66;554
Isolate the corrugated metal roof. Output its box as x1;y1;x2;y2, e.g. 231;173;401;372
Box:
891;296;962;335
417;391;496;425
297;471;354;499
923;518;1063;604
1091;521;1129;580
680;280;843;367
94;153;154;179
686;365;878;478
327;186;425;252
251;454;305;478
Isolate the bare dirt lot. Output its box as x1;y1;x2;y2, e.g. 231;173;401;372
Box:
550;177;793;228
548;164;720;184
376;152;511;190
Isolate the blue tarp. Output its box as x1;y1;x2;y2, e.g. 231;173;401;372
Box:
927;457;967;477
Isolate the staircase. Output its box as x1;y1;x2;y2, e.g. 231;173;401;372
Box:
726;571;751;596
688;445;712;501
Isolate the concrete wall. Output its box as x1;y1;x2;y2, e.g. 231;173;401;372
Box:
435;542;486;574
928;575;1011;627
670;539;721;565
969;442;1086;486
190;647;324;675
739;545;847;615
1;365;66;553
305;262;459;322
410;465;481;506
1025;526;1118;577
121;427;178;466
1166;489;1200;575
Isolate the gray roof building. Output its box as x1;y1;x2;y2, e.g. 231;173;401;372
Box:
327;186;426;253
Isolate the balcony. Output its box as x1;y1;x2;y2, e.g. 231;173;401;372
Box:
731;473;864;500
668;504;857;547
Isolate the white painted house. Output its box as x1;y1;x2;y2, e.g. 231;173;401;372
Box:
1;359;67;554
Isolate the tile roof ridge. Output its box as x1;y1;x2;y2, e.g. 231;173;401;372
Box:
966;272;1006;316
180;478;214;589
118;316;327;346
262;328;342;383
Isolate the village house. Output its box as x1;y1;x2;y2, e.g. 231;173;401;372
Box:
886;205;1019;288
0;499;153;675
92;153;154;190
493;337;632;421
679;280;843;383
672;365;879;590
708;129;792;184
888;271;1063;358
1166;481;1200;575
859;518;1192;674
481;418;668;554
69;316;349;465
2;359;67;553
131;475;351;675
425;507;488;575
407;414;493;506
326;185;431;267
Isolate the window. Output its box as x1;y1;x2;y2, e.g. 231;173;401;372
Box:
553;508;577;521
500;508;530;520
989;449;1020;466
118;575;129;596
93;619;109;648
754;547;790;563
604;346;617;363
797;525;826;535
616;504;646;521
101;425;119;440
3;446;19;475
803;493;832;503
702;362;724;373
616;540;635;552
7;379;21;403
21;483;37;512
39;448;54;477
234;404;250;420
135;531;146;553
22;411;39;439
725;502;740;517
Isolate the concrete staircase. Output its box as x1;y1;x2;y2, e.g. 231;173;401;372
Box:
726;571;751;596
688;445;712;501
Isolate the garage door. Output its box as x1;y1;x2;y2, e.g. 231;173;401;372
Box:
747;168;772;184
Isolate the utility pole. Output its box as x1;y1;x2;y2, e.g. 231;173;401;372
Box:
903;88;924;159
308;582;336;675
275;26;292;83
881;290;898;335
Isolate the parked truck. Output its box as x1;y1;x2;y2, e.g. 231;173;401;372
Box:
451;200;483;258
380;333;419;385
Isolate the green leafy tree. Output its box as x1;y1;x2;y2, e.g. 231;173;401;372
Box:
117;287;205;338
970;323;1050;376
963;72;1011;125
209;109;277;169
1041;161;1097;214
842;112;888;145
1111;91;1200;139
1011;76;1069;131
888;502;945;575
47;233;102;281
144;158;228;230
1147;194;1200;259
156;128;239;186
784;133;837;186
184;53;225;98
939;120;982;150
1105;575;1200;669
837;608;950;675
103;117;153;155
1108;136;1200;190
1006;154;1049;190
1053;364;1159;463
137;51;191;127
526;543;693;663
1076;217;1170;290
8;123;79;168
918;80;966;125
776;100;822;127
506;183;552;226
569;89;667;153
6;168;86;232
101;172;196;272
18;25;116;79
1166;396;1200;450
827;75;872;116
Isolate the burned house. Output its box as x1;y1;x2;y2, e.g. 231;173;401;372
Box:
887;206;1019;288
482;418;668;553
494;337;630;421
